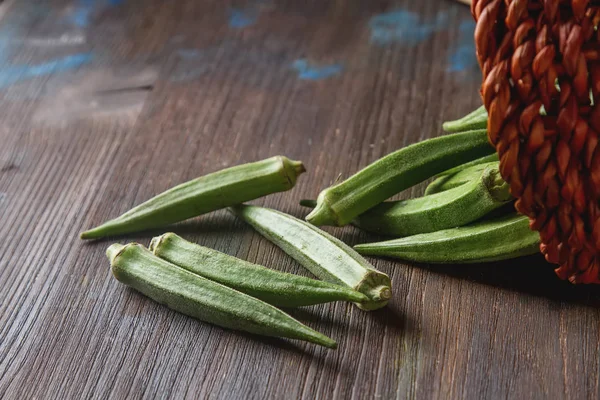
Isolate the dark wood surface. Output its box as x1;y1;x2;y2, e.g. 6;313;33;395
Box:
2;1;600;399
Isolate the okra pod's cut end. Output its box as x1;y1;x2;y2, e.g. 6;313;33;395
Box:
149;232;176;254
280;156;306;187
106;242;146;274
355;285;392;311
373;286;392;302
483;167;512;202
106;243;140;281
353;272;393;311
106;243;127;264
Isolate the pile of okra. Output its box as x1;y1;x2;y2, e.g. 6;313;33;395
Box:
82;106;540;349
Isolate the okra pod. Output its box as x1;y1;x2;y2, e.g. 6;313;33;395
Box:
303;166;511;237
108;243;337;348
425;161;500;195
442;106;488;133
81;156;305;239
354;213;540;264
352;166;512;236
433;153;499;178
306;129;494;227
149;232;369;307
229;204;392;311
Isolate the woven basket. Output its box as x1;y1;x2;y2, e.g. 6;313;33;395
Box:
472;0;600;282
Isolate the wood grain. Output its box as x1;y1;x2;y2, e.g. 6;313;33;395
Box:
1;0;599;399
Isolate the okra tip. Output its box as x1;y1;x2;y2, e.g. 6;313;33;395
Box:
353;243;380;254
305;332;337;349
320;337;338;349
80;227;102;240
81;223;118;240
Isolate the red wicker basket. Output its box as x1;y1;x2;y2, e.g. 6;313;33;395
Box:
472;0;600;282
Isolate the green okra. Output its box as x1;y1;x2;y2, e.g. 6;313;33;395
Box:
352;166;512;236
108;243;337;349
433;153;499;178
354;213;540;264
302;165;511;237
229;204;392;311
425;161;500;195
149;232;369;307
442;106;488;133
306;129;494;227
81;156;305;240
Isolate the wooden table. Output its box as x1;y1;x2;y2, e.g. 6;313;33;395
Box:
2;1;600;398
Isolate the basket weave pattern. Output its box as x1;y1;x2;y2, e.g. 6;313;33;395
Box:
472;0;600;282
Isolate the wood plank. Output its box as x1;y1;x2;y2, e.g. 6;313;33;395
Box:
1;0;599;399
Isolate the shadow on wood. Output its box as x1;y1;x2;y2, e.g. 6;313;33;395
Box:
368;298;412;332
286;305;349;328
327;213;600;308
79;211;242;244
122;286;342;362
414;255;600;307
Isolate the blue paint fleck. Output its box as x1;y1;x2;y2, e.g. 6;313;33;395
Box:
0;53;93;88
292;59;343;81
228;8;258;29
71;0;95;27
369;10;447;45
70;0;125;27
448;20;478;72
